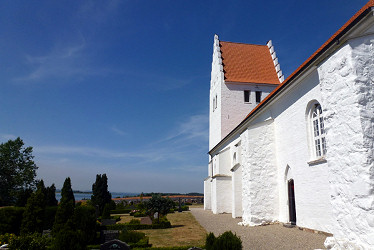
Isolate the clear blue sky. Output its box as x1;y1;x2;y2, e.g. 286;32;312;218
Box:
0;0;368;193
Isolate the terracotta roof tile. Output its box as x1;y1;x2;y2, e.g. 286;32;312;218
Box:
220;41;280;85
209;0;374;154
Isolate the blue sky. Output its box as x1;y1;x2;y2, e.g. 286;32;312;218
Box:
0;0;368;193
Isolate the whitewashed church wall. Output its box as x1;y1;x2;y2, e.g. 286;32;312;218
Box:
220;83;276;140
218;148;231;175
269;69;334;233
211;176;232;214
204;178;212;210
209;36;224;150
318;33;374;249
240;120;278;225
231;165;242;218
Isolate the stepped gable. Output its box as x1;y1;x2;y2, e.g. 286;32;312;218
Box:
220;41;281;85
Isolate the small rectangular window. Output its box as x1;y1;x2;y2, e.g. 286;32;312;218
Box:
256;91;262;103
244;90;250;103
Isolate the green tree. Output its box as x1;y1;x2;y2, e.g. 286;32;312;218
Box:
0;137;38;206
15;188;33;207
91;174;112;215
73;205;97;245
53;177;75;234
45;183;58;207
145;194;174;221
20;180;46;235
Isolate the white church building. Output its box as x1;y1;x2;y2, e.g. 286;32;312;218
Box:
204;1;374;248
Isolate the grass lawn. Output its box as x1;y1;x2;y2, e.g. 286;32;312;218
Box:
117;209;207;248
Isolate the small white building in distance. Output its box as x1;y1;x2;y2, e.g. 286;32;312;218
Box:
204;1;374;249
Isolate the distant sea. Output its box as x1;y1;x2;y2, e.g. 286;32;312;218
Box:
55;192;139;202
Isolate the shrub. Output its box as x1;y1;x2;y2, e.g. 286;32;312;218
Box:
110;208;131;214
111;215;121;222
118;230;145;243
73;205;97;245
0;207;25;235
181;205;189;211
129;219;141;225
205;231;242;250
0;233;16;246
205;232;216;250
8;233;51;250
133;211;147;217
51;224;86;250
152;216;171;229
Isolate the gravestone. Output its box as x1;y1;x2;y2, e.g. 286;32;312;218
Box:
101;230;119;243
100;239;130;250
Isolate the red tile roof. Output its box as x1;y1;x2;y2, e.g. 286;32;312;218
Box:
220;41;280;85
244;0;374;120
209;0;374;155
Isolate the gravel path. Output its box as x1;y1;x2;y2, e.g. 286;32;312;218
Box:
190;207;326;250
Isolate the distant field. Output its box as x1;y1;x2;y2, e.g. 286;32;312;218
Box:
117;206;206;248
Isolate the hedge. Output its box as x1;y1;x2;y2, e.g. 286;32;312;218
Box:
110;209;131;214
106;221;171;231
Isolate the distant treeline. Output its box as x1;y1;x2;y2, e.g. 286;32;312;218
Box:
131;192;203;197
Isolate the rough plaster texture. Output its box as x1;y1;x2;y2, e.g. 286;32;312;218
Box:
209;35;223;150
270;69;335;233
319;34;374;249
204;178;212;210
240;120;278;225
211;176;232;214
231;164;242;218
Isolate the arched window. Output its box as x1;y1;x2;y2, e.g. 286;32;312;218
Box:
310;103;326;157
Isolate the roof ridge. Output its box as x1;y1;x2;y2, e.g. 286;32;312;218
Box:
220;40;268;47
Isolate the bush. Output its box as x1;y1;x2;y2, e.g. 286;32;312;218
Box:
0;233;16;246
51;225;86;250
110;208;131;214
205;232;216;250
119;230;145;243
180;205;189;211
8;233;51;250
205;231;242;250
152;216;172;229
111;215;121;222
129;219;141;225
0;207;25;235
133;211;147;217
73;205;97;245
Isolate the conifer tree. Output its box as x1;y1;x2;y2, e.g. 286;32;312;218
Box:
53;177;75;234
20;180;46;234
91;174;112;215
45;183;58;206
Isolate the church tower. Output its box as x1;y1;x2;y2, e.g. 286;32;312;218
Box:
209;35;283;150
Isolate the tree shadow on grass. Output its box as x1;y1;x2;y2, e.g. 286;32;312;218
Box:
171;225;184;228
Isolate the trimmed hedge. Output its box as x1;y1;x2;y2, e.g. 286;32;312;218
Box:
110;209;131;214
106;221;171;230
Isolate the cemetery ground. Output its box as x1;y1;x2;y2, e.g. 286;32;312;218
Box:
116;204;207;248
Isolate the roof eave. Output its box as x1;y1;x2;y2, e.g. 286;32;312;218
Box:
208;5;374;156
